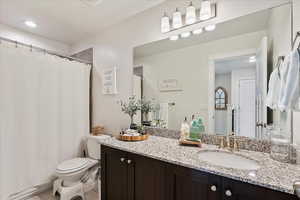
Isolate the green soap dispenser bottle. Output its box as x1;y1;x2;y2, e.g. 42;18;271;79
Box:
190;116;205;140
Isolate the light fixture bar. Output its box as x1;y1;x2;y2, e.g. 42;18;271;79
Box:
163;3;217;34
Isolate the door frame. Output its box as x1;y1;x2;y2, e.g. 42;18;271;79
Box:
208;48;257;134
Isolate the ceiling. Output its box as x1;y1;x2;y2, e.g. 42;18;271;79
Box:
0;0;165;44
134;8;270;59
215;54;256;74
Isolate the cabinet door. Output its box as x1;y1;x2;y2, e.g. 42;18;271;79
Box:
222;178;298;200
166;165;221;200
128;153;166;200
101;146;128;200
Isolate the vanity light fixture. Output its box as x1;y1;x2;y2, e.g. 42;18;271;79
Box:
205;24;216;31
186;2;196;25
24;20;37;28
170;25;216;41
181;32;191;38
200;0;212;20
169;35;179;41
160;0;216;34
192;28;203;35
172;8;183;29
249;56;256;63
161;12;170;33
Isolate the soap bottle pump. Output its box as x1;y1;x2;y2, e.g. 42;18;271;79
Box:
190;114;195;126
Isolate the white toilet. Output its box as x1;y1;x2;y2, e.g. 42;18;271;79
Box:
53;135;110;200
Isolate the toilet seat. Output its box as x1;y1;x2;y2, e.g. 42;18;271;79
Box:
56;158;89;174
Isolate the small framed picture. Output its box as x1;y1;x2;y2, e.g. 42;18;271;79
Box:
159;79;182;92
102;67;118;95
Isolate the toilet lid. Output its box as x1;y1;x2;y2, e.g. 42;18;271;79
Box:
56;158;89;173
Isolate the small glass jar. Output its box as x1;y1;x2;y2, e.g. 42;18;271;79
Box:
270;128;291;163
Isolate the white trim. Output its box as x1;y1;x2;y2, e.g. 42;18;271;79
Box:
208;48;257;135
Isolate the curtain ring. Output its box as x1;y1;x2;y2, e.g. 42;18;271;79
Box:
30;45;33;52
43;49;46;55
15;41;18;48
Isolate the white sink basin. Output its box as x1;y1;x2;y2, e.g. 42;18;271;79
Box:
198;151;260;170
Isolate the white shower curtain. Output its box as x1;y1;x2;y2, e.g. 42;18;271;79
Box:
0;42;91;199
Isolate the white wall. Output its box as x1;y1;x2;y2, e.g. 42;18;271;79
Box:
215;73;231;135
267;4;292;63
70;0;291;134
0;23;70;54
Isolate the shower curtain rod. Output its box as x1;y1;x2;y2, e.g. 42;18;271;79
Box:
0;36;92;65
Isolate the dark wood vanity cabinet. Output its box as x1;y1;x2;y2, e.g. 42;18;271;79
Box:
222;178;298;200
101;145;165;200
101;146;128;200
165;165;221;200
101;145;298;200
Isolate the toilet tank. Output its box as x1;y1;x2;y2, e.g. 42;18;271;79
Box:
86;135;110;160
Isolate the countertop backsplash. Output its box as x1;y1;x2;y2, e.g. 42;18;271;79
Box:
145;127;271;153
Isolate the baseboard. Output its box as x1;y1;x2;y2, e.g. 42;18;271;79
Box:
8;182;52;200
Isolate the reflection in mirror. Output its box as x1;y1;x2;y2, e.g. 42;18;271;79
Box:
133;4;291;140
215;87;227;110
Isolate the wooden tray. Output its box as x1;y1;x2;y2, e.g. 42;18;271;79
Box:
117;134;149;141
179;139;202;147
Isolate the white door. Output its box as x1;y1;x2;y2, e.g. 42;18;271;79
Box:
238;79;256;138
256;37;268;138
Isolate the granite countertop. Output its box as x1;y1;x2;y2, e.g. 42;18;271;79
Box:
90;135;300;195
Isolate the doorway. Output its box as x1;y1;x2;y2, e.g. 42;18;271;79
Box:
208;49;261;137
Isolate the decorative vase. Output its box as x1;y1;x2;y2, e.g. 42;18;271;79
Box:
129;115;138;130
142;112;151;126
143;112;149;121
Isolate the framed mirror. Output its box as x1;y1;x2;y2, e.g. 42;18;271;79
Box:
132;3;292;140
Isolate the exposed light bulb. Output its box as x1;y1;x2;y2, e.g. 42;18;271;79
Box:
24;20;37;28
192;28;203;35
172;8;183;29
205;24;216;31
161;13;170;33
186;2;196;25
200;0;212;20
181;32;191;38
169;35;179;41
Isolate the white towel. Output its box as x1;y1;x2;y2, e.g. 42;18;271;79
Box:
266;67;281;109
278;49;300;111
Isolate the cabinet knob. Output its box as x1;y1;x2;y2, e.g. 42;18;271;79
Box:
210;185;217;192
127;159;132;164
120;158;125;162
225;190;232;197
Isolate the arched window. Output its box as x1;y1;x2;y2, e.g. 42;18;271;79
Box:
215;87;227;110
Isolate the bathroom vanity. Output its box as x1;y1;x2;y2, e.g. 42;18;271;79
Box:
101;5;300;199
98;136;300;200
